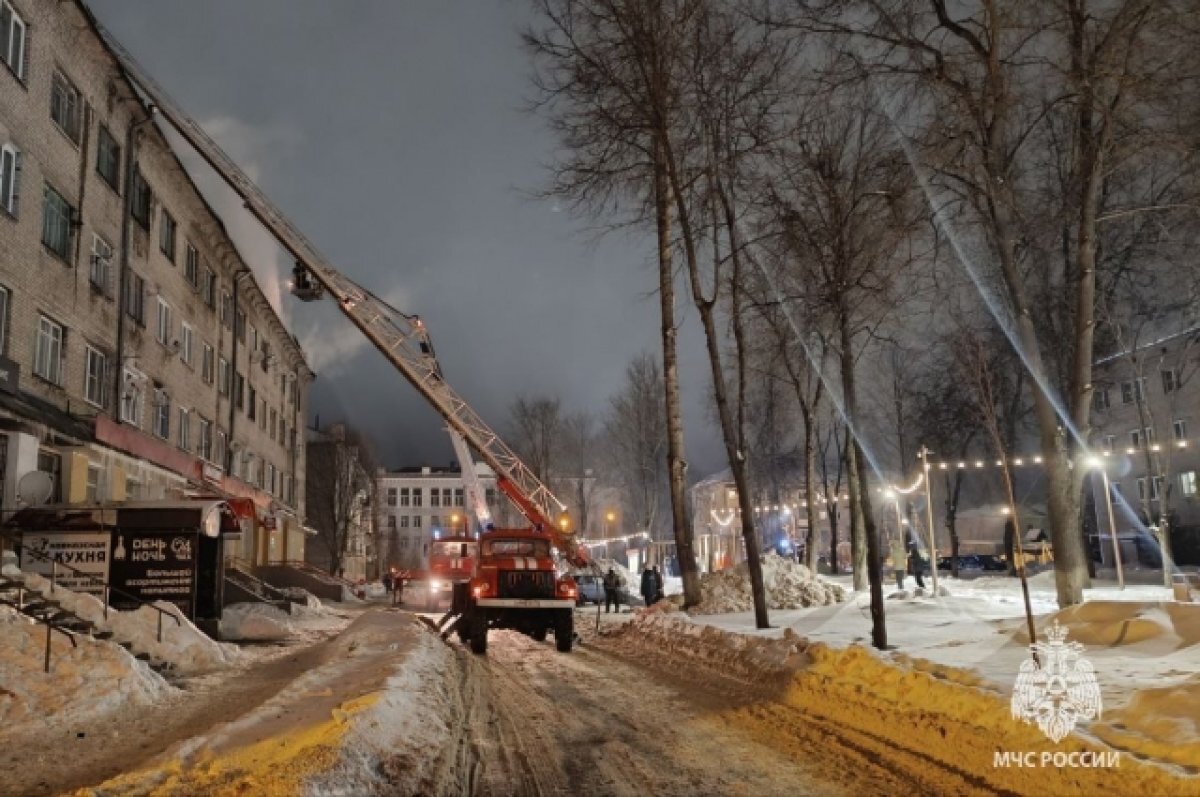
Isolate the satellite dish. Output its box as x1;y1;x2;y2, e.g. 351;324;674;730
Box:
17;471;55;506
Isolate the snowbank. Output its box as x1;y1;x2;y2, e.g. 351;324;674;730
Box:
3;563;241;675
609;611;1196;795
670;553;846;614
0;607;174;729
220;602;296;641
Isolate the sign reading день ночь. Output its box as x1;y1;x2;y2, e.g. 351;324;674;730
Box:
108;530;199;618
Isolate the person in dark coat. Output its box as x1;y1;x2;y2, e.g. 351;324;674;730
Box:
603;568;622;613
640;566;656;606
907;536;927;590
652;565;664;602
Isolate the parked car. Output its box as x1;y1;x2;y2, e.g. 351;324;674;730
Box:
572;571;642;607
977;554;1008;572
937;554;983;571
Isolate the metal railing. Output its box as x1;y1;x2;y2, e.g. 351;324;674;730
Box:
0;581;77;673
1;529;182;643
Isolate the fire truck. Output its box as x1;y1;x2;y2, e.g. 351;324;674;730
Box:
101;26;590;653
400;535;478;611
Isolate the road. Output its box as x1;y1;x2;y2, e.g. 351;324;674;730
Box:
393;614;997;797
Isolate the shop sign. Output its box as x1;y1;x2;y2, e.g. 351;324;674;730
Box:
20;532;110;596
108;531;198;617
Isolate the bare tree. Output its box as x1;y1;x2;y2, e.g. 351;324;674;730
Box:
525;0;704;606
508;395;564;488
604;353;670;543
306;423;377;577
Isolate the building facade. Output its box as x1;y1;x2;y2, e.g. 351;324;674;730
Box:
1089;323;1200;562
375;464;496;570
0;0;312;563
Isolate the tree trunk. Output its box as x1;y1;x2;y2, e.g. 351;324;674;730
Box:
846;441;867;591
838;311;885;648
654;138;701;607
946;471;963;579
803;410;820;572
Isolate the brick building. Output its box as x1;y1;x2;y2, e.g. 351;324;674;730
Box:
0;0;312;563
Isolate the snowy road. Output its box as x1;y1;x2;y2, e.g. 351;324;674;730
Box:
395;615;994;797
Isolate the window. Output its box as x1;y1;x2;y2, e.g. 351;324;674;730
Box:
90;234;113;294
202;343;215;384
387;488;397;506
1182;472;1198;498
215;430;227;467
220;291;233;327
38;451;62;503
85;465;101;503
177;406;191;451
431;488;441;508
203;268;216;308
249;325;258;353
400;515;410;529
218;357;230;395
248;386;257;420
131;170;151;228
33;316;64;384
259;398;266;429
159;211;176;261
125;478;142;500
430;515;442;531
84;346;107;408
387;515;397;531
0;143;19;215
1175;420;1188;442
267;463;276;494
235;310;246;343
413;516;422;528
96;126;121;190
1136;476;1164;501
153;391;170;439
234;372;245;409
50;71;82;143
41;184;74;260
198;418;212;460
120;368;143;425
412;488;423;508
1131;427;1154;448
0;285;7;353
454;488;464;507
399;487;410;507
1101;434;1116;454
1093;388;1110;412
184;243;200;287
156;298;173;346
269;408;277;441
1162;369;1180;394
1120;379;1145;405
125;272;146;324
180;323;194;366
1;2;27;81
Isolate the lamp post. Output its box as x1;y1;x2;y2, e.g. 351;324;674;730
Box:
1088;457;1124;589
919;446;938;595
450;513;461;537
604;511;615;561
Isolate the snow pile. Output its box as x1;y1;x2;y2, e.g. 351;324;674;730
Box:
363;581;388;599
2;563;241;675
678;553;846;614
220;602;296;641
0;606;174;729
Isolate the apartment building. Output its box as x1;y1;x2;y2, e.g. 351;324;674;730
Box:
0;0;312;563
376;464;497;570
1090;321;1200;560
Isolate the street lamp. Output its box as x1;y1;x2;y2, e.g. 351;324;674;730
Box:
604;511;616;561
450;512;462;536
1087;456;1125;589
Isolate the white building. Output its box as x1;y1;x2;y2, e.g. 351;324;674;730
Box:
375;464;497;570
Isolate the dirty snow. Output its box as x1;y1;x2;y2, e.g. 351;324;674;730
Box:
2;562;241;675
220;602;296;641
0;606;174;731
664;553;846;614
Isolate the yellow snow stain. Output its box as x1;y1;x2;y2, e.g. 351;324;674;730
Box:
769;643;1199;797
76;691;380;797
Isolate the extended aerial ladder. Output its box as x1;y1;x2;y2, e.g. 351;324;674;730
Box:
98;24;589;568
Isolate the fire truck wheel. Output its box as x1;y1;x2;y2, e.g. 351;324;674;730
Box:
554;610;573;652
531;628;548;642
469;611;488;655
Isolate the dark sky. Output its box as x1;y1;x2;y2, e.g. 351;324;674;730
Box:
87;0;725;475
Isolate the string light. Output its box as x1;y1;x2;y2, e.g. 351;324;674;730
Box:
921;443;1192;470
